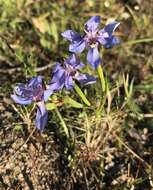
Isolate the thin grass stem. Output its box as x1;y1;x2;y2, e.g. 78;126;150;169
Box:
55;108;69;138
124;38;153;45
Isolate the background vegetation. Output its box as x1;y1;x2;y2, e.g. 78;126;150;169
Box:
0;0;153;189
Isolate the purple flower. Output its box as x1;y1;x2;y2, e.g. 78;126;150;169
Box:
11;76;53;132
49;54;96;91
62;16;120;69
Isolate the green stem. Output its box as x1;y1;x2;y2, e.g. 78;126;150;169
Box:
55;108;69;138
96;94;107;118
97;64;105;92
74;84;91;107
96;64;106;117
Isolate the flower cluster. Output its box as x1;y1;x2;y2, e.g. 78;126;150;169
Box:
11;76;53;131
62;16;120;69
49;54;96;91
11;16;120;132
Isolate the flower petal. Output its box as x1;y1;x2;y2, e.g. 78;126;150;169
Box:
52;64;65;80
75;61;85;70
75;74;96;85
11;94;32;105
50;81;65;91
50;63;66;91
103;21;120;36
69;39;86;53
97;29;109;45
52;63;63;73
65;76;74;90
14;84;32;98
28;76;43;87
67;54;85;69
84;16;101;32
104;36;120;48
43;89;53;102
66;54;77;65
35;102;48;132
87;47;101;69
61;30;81;42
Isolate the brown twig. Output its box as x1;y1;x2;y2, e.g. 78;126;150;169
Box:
0;62;53;74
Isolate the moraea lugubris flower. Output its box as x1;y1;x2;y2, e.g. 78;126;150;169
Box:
62;16;120;69
49;54;96;91
11;76;53;132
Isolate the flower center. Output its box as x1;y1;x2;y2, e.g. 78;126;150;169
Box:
33;84;45;102
65;64;76;77
85;31;98;47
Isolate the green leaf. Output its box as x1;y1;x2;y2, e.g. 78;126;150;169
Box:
46;103;56;110
49;21;58;43
74;84;91;106
129;78;134;97
64;97;83;108
40;36;51;49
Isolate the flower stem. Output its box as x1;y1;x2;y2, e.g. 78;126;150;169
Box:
96;64;106;117
97;64;105;92
74;84;91;107
55;108;69;138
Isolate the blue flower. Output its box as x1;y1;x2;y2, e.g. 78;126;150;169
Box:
11;76;53;132
62;16;120;69
49;54;96;91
